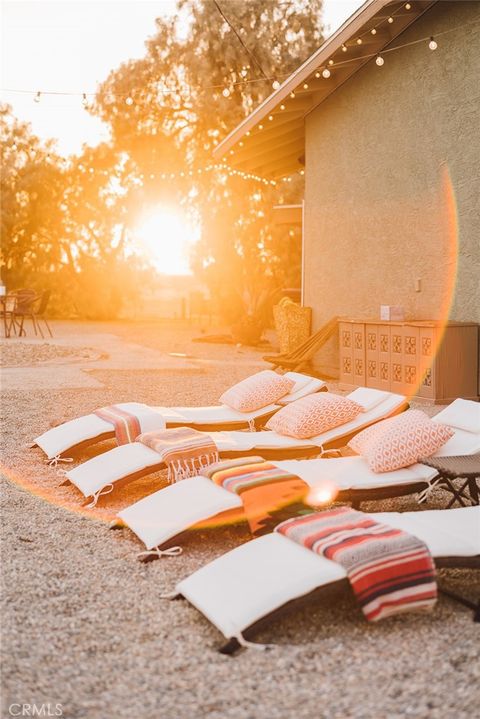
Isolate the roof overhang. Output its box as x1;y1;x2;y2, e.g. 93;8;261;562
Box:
213;0;437;178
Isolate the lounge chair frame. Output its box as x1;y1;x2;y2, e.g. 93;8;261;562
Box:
264;316;339;374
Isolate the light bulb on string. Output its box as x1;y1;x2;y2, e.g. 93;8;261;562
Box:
356;37;362;45
289;91;296;99
222;87;230;97
429;36;438;50
303;83;309;90
125;96;134;105
315;71;321;78
405;2;411;9
272;80;280;90
322;68;331;79
388;16;394;23
371;27;377;35
375;55;384;66
280;104;285;110
34;91;41;103
342;44;347;52
328;59;334;66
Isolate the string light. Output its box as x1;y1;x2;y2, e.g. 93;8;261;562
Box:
405;3;411;9
322;68;331;78
303;83;309;90
315;71;321;78
375;55;384;66
279;104;285;110
268;115;273;121
6;20;472;115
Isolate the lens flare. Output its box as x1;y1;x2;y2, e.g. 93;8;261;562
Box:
306;482;338;507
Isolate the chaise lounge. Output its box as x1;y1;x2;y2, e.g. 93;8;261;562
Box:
61;388;407;506
173;506;480;653
32;371;326;460
114;398;479;559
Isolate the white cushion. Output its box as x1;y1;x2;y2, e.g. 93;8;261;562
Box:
279;375;326;404
119;477;242;550
177;533;345;638
346;387;392;412
66;443;161;497
433;399;480;434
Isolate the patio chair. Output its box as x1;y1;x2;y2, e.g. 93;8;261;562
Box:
60;388;407;507
263;316;339;374
32;371;327;459
113;399;480;561
10;289;39;337
1;295;18;338
13;288;53;339
174;506;480;653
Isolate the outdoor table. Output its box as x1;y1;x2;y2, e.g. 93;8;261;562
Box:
419;455;480;508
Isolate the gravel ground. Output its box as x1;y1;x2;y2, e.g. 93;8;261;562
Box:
1;320;479;719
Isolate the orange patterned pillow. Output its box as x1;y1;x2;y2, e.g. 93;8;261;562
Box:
349;409;454;472
265;393;363;439
220;370;295;413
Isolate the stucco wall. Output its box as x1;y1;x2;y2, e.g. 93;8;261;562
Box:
304;1;480;376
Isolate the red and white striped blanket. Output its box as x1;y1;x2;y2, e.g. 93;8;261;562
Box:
138;427;219;483
276;507;437;622
203;457;309;536
94;405;142;445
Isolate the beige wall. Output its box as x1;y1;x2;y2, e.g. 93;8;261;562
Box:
304;1;480;376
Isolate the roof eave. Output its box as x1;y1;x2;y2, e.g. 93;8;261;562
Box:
213;0;386;159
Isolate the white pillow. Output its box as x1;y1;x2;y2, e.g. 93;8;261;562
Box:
433;398;480;434
347;387;391;412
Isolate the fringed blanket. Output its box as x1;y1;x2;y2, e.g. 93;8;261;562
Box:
94;405;142;445
138;427;219;483
276;507;437;622
203;457;309;536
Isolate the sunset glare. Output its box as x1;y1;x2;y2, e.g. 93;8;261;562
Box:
134;209;198;275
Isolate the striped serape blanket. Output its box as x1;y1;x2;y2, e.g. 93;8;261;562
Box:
94;405;142;445
138;427;219;483
276;507;437;622
203;457;309;536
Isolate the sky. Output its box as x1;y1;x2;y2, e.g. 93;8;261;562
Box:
1;0;363;156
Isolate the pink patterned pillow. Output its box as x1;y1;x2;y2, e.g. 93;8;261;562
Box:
265;393;363;439
349;409;454;472
220;370;295;413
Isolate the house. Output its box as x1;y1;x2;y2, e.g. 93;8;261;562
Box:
214;0;480;394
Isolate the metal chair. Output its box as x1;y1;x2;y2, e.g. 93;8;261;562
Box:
1;295;18;338
12;288;53;338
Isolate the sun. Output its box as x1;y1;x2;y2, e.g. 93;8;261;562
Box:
134;208;198;275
